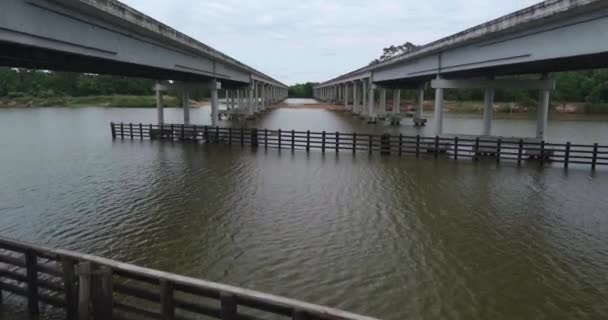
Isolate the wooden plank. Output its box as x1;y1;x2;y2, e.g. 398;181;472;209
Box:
25;250;39;315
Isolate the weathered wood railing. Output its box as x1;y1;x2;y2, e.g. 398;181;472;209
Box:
110;122;608;170
0;237;379;320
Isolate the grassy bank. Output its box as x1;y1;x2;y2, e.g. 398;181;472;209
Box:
0;95;180;108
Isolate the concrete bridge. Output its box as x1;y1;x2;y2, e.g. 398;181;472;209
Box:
313;0;608;140
0;0;288;125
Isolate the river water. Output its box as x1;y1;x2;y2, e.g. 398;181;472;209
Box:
0;100;607;319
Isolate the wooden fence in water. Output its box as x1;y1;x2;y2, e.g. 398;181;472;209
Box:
110;122;608;170
0;237;379;320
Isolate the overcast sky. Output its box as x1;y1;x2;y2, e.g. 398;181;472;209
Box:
122;0;540;85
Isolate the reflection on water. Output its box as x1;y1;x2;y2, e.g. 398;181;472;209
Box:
0;102;607;319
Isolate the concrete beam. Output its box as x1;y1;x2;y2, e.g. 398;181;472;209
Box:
431;78;556;90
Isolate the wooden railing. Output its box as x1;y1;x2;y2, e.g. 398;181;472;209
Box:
110;122;608;170
0;237;379;320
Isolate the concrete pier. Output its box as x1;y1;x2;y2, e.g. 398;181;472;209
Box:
537;74;551;140
183;89;190;125
434;76;445;136
155;82;164;125
211;80;219;127
483;87;495;136
392;90;400;114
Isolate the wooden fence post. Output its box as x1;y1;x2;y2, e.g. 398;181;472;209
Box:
110;123;116;139
398;134;403;156
292;130;296;151
352;133;357;154
25;250;39;315
215;126;220;144
160;280;175;320
381;134;391;155
265;129;269;149
228;128;233;145
149;124;153;140
518;139;523;166
496;138;502;163
62;257;78;320
454;136;459;160
306;130;310;151
120;123;124;140
220;292;237;320
592;143;598;171
322;131;326;153
368;135;373;155
170;124;175;141
193;125;198;141
293;309;308;320
278;129;282;150
129;123;133;139
204;126;209;143
474;138;480;161
139;123;143;140
415;135;420;158
251;129;259;147
540;140;545;167
335;132;340;153
181;124;185;140
564;142;571;169
78;262;92;320
96;266;113;320
434;136;439;159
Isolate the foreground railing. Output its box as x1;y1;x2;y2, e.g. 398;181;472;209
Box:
110;122;608;170
0;237;379;320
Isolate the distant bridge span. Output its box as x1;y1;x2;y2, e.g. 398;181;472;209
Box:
0;0;287;125
314;0;608;140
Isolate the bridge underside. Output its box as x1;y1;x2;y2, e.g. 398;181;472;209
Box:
377;52;608;88
0;41;251;87
0;0;284;88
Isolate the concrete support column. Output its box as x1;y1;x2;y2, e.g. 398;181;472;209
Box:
182;89;190;125
434;76;444;136
483;87;495;136
368;82;375;117
393;90;400;114
362;80;368;116
353;82;359;114
155;81;164;125
254;81;259;113
380;89;386;113
211;80;219;127
537;73;551;140
416;86;425;119
248;83;255;116
344;83;349;109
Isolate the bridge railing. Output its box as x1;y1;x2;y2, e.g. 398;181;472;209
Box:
110;122;608;171
0;237;379;320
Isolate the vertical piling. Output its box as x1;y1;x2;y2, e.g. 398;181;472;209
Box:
564;142;571;169
110;122;116;139
251;128;259;147
62;257;77;320
381;134;391;155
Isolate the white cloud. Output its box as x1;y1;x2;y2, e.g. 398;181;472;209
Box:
121;0;540;85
